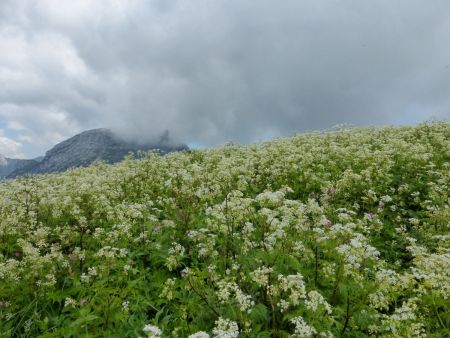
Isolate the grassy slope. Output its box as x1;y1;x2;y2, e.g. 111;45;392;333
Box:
0;123;449;337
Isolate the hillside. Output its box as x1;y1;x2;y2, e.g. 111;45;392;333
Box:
0;123;449;337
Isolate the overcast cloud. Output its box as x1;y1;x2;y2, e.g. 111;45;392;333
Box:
0;0;449;157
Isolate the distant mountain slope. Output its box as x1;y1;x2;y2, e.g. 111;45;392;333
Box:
7;129;188;178
0;154;38;179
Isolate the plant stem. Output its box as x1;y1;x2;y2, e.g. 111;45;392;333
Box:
314;246;319;287
433;298;447;329
341;291;351;336
187;277;220;317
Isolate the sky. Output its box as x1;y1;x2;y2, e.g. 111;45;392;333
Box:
0;0;449;158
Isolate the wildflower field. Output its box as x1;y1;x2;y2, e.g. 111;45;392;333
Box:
0;123;449;337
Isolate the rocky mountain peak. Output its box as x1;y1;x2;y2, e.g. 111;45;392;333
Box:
6;129;188;179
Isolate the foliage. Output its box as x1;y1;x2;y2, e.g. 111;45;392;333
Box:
0;122;449;337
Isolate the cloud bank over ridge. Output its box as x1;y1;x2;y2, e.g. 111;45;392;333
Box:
1;0;449;157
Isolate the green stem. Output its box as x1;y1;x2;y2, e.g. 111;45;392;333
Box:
187;277;219;317
341;291;351;336
433;298;447;329
314;246;319;287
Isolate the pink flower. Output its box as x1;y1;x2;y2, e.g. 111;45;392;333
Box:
153;226;161;233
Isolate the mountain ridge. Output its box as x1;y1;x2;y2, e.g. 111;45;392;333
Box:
0;155;38;179
4;129;188;179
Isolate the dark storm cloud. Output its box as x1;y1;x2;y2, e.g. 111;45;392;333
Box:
0;0;449;156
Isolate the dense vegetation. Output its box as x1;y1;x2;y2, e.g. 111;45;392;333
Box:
0;123;449;337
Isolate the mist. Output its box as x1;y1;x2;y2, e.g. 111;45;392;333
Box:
1;0;449;157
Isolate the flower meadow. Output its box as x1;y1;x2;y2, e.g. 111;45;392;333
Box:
1;123;449;337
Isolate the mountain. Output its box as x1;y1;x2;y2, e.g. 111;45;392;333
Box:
6;129;188;178
0;154;38;179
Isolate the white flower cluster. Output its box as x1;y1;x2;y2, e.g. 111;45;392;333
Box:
250;266;273;287
96;246;127;259
408;242;450;300
188;332;210;338
290;316;316;337
305;290;332;315
142;324;162;338
212;317;239;338
165;242;185;271
368;268;415;310
336;233;380;274
64;297;77;308
379;298;426;337
160;278;176;300
269;273;306;312
216;280;255;313
256;188;291;207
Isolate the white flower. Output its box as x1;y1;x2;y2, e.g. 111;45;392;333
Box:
143;324;162;337
291;316;316;337
160;278;176;300
212;317;239;338
216;280;254;313
305;290;332;314
250;266;273;287
188;332;210;338
64;297;77;308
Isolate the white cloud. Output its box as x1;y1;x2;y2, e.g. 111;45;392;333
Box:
16;134;32;143
0;103;82;155
0;130;24;158
0;19;100;156
0;0;449;157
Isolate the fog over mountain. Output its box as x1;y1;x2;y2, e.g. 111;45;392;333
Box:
1;1;450;157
